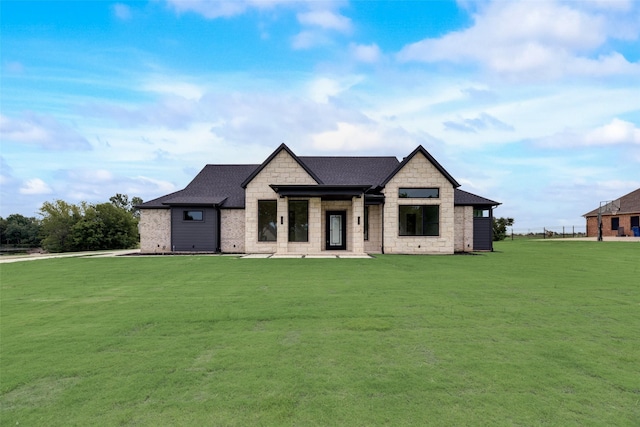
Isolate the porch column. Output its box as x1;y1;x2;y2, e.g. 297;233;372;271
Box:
351;195;364;254
276;196;288;254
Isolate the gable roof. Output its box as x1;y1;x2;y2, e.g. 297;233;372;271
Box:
139;146;499;210
454;189;500;207
241;143;322;188
583;188;640;217
380;145;460;188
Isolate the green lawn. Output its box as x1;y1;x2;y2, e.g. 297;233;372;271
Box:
1;241;638;426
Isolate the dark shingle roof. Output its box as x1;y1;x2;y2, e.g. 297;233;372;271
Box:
583;188;640;217
139;145;500;210
139;164;258;209
299;156;400;188
454;189;500;206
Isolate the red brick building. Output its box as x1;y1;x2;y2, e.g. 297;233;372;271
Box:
584;188;640;237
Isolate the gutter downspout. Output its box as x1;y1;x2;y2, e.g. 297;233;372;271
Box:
381;203;385;254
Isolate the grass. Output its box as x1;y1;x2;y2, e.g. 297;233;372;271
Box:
1;240;639;426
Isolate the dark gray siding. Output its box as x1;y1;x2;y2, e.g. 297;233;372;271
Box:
171;207;218;251
473;217;493;251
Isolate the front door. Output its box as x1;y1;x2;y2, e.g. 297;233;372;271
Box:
326;211;347;250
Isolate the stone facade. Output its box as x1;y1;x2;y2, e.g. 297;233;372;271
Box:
221;209;245;253
364;204;383;254
454;206;473;252
244;150;317;254
139;145;493;255
382;153;455;254
139;209;171;253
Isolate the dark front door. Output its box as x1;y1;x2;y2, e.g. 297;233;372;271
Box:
326;211;347;250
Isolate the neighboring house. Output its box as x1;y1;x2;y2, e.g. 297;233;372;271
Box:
583;188;640;237
138;144;500;255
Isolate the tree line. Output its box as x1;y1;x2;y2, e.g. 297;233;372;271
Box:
0;194;142;253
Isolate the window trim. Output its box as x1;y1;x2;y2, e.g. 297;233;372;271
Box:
183;210;204;221
288;200;309;242
398;205;440;237
257;200;277;242
398;188;440;199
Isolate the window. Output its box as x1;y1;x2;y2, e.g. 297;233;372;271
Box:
258;200;277;242
399;205;439;236
474;209;490;218
399;188;439;198
183;210;203;221
611;217;619;230
288;200;308;242
364;206;369;241
631;216;639;228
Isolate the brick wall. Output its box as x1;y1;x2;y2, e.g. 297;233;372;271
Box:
382;153;456;254
221;209;245;253
454;206;473;252
586;214;639;237
139;209;171;253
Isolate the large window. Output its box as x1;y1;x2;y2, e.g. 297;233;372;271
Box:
288;200;308;242
399;188;439;198
183;210;203;221
399;205;439;236
258;200;277;242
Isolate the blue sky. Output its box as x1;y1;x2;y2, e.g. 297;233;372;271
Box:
1;0;639;229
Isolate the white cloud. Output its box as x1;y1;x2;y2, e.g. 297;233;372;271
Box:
584;118;640;145
297;9;352;33
292;30;331;50
165;0;250;19
113;3;132;20
0;113;92;150
398;0;640;80
444;112;514;133
307;75;363;103
20;178;53;195
350;43;382;63
536;118;640;148
310;122;438;154
142;79;205;100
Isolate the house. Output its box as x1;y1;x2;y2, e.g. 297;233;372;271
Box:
138;144;500;255
583;188;640;237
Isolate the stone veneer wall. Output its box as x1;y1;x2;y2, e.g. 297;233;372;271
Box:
382;153;456;254
220;209;245;253
244;150;318;254
139;209;171;253
454;206;473;252
364;204;382;254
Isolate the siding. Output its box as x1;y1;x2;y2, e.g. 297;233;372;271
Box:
473;217;493;251
171;207;218;251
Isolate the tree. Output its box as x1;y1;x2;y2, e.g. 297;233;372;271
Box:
0;214;42;247
493;217;514;241
110;193;143;219
39;195;141;252
72;203;138;250
39;200;85;252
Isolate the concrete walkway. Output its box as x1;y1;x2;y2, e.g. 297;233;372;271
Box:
0;249;141;264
